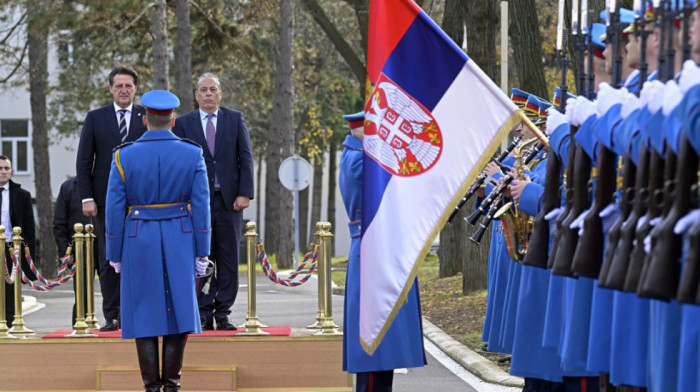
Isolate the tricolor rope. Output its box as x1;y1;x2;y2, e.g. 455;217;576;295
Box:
3;247;18;284
258;244;318;287
19;245;76;291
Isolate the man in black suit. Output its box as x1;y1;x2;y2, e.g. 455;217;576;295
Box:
172;72;255;331
0;155;37;328
53;176;98;327
76;65;147;331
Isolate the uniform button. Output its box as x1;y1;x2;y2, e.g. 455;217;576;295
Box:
134;210;139;215
358;225;361;231
180;207;184;212
166;290;169;293
167;308;171;312
164;273;167;277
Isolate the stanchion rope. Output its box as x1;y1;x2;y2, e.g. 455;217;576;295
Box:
258;244;318;287
17;245;75;291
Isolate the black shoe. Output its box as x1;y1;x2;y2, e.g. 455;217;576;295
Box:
100;319;119;332
201;317;214;331
216;319;238;331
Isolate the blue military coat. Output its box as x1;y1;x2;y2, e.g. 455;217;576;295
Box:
105;129;211;339
339;135;426;373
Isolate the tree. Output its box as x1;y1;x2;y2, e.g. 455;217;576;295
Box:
150;0;168;90
509;0;548;98
174;0;194;112
264;0;296;268
27;0;56;275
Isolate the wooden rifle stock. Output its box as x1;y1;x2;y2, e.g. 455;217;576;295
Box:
552;145;591;276
679;218;700;304
522;153;562;268
547;127;578;269
598;155;636;287
623;149;666;292
605;144;650;290
571;145;618;278
640;136;697;300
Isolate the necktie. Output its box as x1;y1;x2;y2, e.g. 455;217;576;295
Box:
118;109;128;142
206;114;219;188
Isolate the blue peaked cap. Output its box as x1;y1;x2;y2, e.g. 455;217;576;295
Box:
590;23;606;50
342;111;365;122
553;87;576;107
599;8;635;24
141;90;180;113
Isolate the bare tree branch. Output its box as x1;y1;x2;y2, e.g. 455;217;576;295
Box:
0;11;26;46
0;40;28;83
108;2;155;42
189;0;234;40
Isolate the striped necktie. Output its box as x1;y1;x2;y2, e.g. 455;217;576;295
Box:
118;109;128;142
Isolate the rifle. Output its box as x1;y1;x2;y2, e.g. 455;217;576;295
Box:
466;141;545;226
522;0;568;268
551;143;592;276
678;194;700;304
639;134;698;300
571;0;623;278
604;141;650;289
598;155;636;285
447;136;522;223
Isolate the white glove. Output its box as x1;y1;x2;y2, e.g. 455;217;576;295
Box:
196;256;209;277
596;83;628;117
565;97;578;124
662;80;682;116
679;59;700;93
570;209;590;236
636;214;649;231
640;80;665;113
545;206;565;235
599;203;620;234
674;209;700;235
546;108;568;135
110;261;121;274
621;93;641;120
574;97;597;126
643;233;652;254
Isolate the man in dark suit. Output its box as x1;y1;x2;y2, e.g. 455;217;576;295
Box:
75;65;147;331
0;155;37;328
53;176;98;327
172;72;255;331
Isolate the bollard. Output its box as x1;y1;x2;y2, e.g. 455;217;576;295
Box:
307;222;325;330
238;221;269;335
8;227;34;336
66;224;95;337
84;224;98;330
0;226;16;339
315;222;342;336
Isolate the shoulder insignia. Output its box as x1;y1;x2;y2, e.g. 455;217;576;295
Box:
179;137;203;149
112;141;134;153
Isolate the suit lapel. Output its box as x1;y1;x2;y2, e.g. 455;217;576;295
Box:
102;105;122;147
189;113;211;158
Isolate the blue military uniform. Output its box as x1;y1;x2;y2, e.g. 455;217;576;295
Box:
339;111;426;391
105;90;211;392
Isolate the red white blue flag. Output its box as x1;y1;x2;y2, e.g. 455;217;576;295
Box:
360;0;521;354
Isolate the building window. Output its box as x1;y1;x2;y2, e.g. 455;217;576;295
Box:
1;119;31;174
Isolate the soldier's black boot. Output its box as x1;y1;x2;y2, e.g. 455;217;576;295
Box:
161;333;188;392
135;337;161;392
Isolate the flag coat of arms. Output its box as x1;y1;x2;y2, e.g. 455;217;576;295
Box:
360;0;522;354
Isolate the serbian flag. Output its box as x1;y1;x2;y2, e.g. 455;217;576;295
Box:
360;0;522;354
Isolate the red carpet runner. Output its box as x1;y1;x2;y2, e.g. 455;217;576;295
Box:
42;326;291;339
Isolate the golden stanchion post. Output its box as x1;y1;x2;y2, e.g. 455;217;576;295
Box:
8;227;34;336
238;221;269;335
315;222;342;335
66;224;95;337
0;226;16;339
84;224;98;329
306;222;325;329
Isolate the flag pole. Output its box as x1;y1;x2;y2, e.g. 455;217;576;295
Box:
517;110;550;148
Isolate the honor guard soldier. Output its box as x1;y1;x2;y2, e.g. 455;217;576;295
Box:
339;111;426;392
105;90;212;392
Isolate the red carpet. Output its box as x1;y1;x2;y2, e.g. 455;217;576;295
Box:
42;326;291;339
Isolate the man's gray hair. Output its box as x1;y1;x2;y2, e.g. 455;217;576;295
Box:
197;73;221;90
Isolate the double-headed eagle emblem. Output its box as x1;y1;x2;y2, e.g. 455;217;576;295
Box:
364;77;442;176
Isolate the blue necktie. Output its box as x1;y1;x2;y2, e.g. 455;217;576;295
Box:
118;109;128;142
